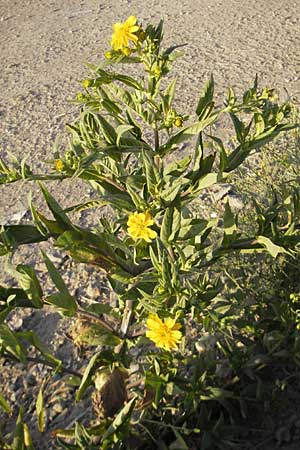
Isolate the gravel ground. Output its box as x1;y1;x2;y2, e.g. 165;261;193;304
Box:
1;0;300;448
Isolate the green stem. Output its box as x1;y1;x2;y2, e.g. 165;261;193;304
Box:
76;308;115;333
154;125;159;151
24;356;81;377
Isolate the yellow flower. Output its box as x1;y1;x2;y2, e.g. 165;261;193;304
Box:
127;211;157;242
54;159;64;172
82;79;92;89
111;16;139;50
146;314;182;351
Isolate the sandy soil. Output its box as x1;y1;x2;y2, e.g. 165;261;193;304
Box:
1;0;300;448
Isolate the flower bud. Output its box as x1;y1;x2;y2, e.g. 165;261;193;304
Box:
82;79;92;89
174;116;184;127
54;159;64;172
105;51;113;59
137;28;146;42
122;47;131;56
76;92;85;101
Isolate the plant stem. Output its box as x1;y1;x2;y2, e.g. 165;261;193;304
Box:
26;356;81;377
120;300;134;338
76;308;115;333
154;125;159;152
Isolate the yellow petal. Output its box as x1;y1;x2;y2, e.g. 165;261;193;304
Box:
146;228;157;239
113;22;123;31
164;317;176;328
125;16;137;27
144;211;154;226
170;330;182;341
146;314;163;330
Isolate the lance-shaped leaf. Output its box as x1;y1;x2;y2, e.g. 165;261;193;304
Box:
164;155;191;177
18;330;61;368
13;265;43;308
223;202;237;236
256;236;287;258
39;183;73;231
42;251;77;316
101;396;137;442
142;150;161;196
75;321;121;347
159;112;219;155
229;112;246;143
76;351;102;401
196;74;214;120
160;179;183;204
36;382;46;433
226;122;296;172
64;195;133;214
0;324;27;363
28;194;49;237
0;225;47;248
23;423;35;450
93;114;117;145
0;287;33;323
116;124;135;146
0;393;11;414
160;207;173;246
12;408;25;450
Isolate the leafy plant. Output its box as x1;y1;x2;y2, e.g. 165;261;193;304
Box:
1;15;300;449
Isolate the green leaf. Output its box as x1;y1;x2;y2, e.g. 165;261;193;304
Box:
164;79;177;109
42;251;77;316
76;352;102;401
194;172;226;192
42;251;70;295
0;225;46;248
23;423;36;450
160;112;219;155
177;218;208;241
256;236;287;258
116;124;134;146
19;330;61;368
164;156;191;177
126;183;147;209
36;382;46;433
94;114;117;145
39;183;73;231
160;207;173;246
0;286;33;320
196;74;214;119
169;206;181;241
28;194;48;237
223;202;236;236
101;397;137;442
160;180;183;204
12;408;25;450
46;293;77;317
102;98;122;115
64;196;133;213
170;430;189;449
229;112;245;143
15;265;43;308
0;324;27;363
149;246;161;272
0;393;11;414
142;150;161;196
77;322;121;347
